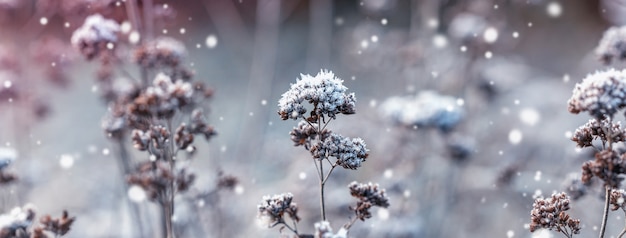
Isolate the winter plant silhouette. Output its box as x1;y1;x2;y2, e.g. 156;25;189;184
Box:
258;70;389;237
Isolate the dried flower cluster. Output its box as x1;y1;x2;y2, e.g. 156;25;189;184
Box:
70;14;120;60
529;193;581;236
596;26;626;64
127;161;195;202
33;211;75;238
379;90;464;132
581;149;626;188
263;70;387;237
567;69;626;120
311;134;368;170
609;189;626;211
278;70;355;121
0;205;36;238
133;37;187;69
348;182;390;221
572;118;626;148
0;205;74;238
257;193;299;228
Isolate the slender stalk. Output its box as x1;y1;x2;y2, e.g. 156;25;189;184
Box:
319;159;326;221
600;185;610;238
115;139;146;237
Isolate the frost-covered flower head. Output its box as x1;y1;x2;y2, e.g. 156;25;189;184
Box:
348;181;389;221
567;69;626;120
129;73;194;119
314;221;347;238
380;90;463;132
609;189;626;211
596;26;626;64
278;70;356;120
312;134;368;170
133;37;188;68
0;147;17;170
70;14;120;59
529;192;580;235
0;204;36;236
257;193;299;227
571;118;626;148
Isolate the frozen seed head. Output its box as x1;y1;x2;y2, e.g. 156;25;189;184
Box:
348;181;390;221
572;118;626;148
529;192;580;235
568;69;626;119
0;204;36;236
71;14;120;60
133;37;187;68
290;120;329;150
582;149;626;188
257;193;299;227
596;26;626;64
610;189;626;211
278;70;356;121
312;134;368;170
129;73;194;119
314;221;348;238
380;90;464;132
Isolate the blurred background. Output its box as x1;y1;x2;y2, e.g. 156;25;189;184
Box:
0;0;622;237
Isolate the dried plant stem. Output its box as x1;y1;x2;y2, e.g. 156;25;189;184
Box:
600;185;610;238
161;199;174;238
164;119;176;238
115;140;146;237
125;0;142;37
318;159;326;221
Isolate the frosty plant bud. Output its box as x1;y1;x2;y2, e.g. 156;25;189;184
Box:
567;69;626;120
278;70;356;121
71;14;120;60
